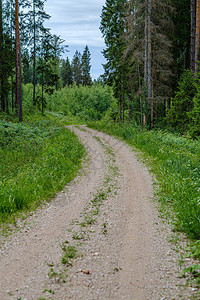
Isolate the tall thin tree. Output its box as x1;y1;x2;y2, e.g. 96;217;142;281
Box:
15;0;22;121
191;0;196;72
0;0;4;111
195;0;200;74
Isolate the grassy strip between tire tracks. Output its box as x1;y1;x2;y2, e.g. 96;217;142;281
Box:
0;114;85;224
88;122;200;251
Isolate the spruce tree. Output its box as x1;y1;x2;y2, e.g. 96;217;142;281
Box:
100;0;127;121
60;57;73;87
168;69;196;132
123;0;174;127
72;50;82;86
82;45;92;86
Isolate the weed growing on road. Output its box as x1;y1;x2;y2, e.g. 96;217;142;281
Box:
61;242;78;266
48;267;67;284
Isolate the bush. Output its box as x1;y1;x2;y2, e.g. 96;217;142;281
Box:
46;83;116;122
0;119;85;222
168;70;197;133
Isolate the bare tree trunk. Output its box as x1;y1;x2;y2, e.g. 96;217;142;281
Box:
195;0;200;74
41;62;44;115
15;0;19;116
147;0;153;129
12;76;14;112
122;92;125;123
33;0;36;105
191;0;196;72
0;0;4;112
19;36;22;122
143;0;148;127
15;0;22;121
144;0;148;86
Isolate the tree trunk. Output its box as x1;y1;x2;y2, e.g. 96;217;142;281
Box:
195;0;200;74
122;92;125;123
191;0;196;72
33;0;36;105
147;0;153;129
144;0;148;86
19;36;22;122
15;0;19;116
0;0;4;112
42;63;44;115
15;0;22;121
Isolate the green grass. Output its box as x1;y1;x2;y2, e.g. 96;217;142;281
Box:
0;114;85;223
88;121;200;240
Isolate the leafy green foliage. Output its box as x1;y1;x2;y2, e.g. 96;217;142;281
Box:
89;121;200;239
188;78;200;137
168;70;197;133
0;118;85;222
46;83;116;122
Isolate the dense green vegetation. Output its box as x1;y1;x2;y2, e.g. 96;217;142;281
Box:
46;83;116;122
0;115;85;223
88;121;200;240
21;83;116;123
0;0;199;275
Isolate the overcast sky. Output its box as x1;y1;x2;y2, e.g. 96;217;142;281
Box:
44;0;106;79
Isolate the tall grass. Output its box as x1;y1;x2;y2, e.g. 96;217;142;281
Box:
0;116;85;223
88;122;200;240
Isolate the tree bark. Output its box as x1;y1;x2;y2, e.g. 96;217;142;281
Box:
191;0;196;72
33;0;36;105
0;0;4;112
15;0;19;116
144;0;148;86
147;0;153;129
15;0;22;121
195;0;200;74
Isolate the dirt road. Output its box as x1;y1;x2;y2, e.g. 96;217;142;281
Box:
0;126;193;299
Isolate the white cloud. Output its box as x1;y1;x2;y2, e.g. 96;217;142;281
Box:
45;0;105;47
44;0;106;79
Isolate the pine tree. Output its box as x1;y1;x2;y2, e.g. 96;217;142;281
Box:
23;0;50;105
82;45;92;86
195;0;200;74
15;0;22;122
191;0;196;72
0;0;3;111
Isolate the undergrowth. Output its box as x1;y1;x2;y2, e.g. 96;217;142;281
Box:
0;113;85;223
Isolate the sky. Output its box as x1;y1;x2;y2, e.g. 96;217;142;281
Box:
44;0;106;79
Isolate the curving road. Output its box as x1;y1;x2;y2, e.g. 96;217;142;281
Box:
0;126;190;299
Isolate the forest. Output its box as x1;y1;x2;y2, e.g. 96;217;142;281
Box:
0;0;200;136
0;0;200;289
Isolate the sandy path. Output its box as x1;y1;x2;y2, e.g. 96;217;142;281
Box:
0;126;191;299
